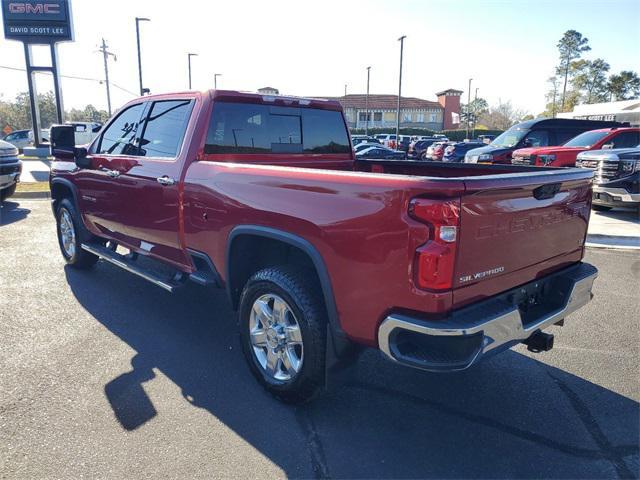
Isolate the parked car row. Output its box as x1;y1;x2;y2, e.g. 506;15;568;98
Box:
461;118;639;211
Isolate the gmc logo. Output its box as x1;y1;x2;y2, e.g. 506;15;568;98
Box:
8;2;60;14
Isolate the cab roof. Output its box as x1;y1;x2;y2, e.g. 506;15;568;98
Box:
131;89;344;112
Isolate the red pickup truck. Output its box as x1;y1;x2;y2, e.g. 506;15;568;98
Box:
512;127;640;167
49;90;598;403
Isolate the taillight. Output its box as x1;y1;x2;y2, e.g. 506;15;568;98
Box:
409;197;460;291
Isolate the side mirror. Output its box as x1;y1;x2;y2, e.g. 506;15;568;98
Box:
50;125;75;158
50;124;92;168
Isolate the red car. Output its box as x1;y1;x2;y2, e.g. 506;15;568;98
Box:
512;127;640;167
49;90;597;403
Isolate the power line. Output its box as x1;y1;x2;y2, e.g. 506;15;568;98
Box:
0;64;138;96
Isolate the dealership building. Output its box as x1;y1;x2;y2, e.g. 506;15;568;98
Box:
557;99;640;127
257;87;463;132
332;89;462;131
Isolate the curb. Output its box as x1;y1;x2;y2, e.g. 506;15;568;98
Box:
12;191;51;199
586;234;640;250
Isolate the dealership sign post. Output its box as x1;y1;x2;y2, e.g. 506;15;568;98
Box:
1;0;74;147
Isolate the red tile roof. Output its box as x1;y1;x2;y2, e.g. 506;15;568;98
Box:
321;94;442;110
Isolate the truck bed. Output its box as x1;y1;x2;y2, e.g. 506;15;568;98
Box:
183;159;593;345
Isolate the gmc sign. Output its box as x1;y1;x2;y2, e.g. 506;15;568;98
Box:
8;3;61;14
2;0;73;42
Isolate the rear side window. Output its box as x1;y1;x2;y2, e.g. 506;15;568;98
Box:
138;100;194;158
205;102;350;155
524;129;549;148
98;103;145;155
609;131;640;149
302;109;351;153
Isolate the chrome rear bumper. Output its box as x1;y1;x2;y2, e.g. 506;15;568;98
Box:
378;263;597;372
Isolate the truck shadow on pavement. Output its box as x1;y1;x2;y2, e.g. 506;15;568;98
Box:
65;264;639;479
0;201;31;226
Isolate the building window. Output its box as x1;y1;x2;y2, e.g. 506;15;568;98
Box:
358;112;372;122
429;113;437;123
416;113;425;123
383;112;396;122
374;112;382;121
403;113;412;122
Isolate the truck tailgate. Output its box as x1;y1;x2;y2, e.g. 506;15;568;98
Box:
453;169;593;307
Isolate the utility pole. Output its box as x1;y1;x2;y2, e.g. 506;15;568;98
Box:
396;35;406;150
135;17;150;96
98;38;116;116
472;87;478;139
188;53;198;89
365;66;371;136
466;78;472;140
344;84;347;97
214;73;222;89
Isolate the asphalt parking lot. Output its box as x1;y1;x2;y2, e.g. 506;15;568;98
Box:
1;199;638;479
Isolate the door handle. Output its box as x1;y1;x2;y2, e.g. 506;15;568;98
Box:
156;175;176;186
100;167;120;178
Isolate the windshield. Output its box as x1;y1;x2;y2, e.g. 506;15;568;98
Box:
563;130;610;148
490;127;529;148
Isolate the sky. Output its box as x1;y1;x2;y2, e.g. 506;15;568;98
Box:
1;0;639;116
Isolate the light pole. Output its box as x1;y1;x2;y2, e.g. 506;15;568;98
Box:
395;35;406;150
344;84;347;97
365;66;371;136
188;53;198;89
135;17;150;96
472;87;478;139
98;38;116;116
214;73;222;89
465;78;472;140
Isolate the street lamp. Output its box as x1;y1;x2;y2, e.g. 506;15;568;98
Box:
466;78;472;140
135;17;150;96
214;73;222;89
187;53;198;89
365;66;371;136
395;35;406;150
472;87;479;139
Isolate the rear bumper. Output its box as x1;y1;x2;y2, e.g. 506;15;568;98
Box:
378;262;597;372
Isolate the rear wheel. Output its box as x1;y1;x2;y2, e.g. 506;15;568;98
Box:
239;266;327;403
56;198;99;269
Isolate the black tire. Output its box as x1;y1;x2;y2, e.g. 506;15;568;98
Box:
55;198;99;269
239;266;327;404
0;183;17;202
592;205;612;212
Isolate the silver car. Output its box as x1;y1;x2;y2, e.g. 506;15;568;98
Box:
0;140;22;201
2;129;31;152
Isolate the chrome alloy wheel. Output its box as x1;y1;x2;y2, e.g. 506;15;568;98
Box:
59;208;76;258
249;294;304;382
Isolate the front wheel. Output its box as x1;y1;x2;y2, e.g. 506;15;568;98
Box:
239;266;327;403
56;198;99;269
